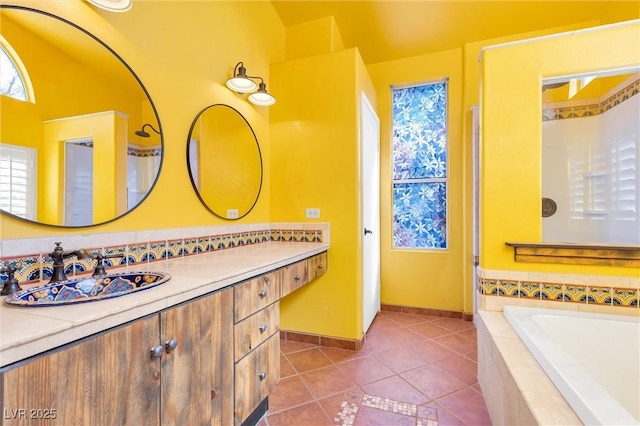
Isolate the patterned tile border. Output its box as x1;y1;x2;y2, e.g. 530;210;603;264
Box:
542;76;639;121
127;144;161;157
478;276;640;308
0;228;324;285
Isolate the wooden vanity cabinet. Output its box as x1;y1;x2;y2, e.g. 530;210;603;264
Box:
0;288;234;426
1;251;328;426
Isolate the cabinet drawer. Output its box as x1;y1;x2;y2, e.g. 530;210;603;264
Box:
234;334;280;425
234;302;279;362
234;272;279;322
280;260;309;298
308;251;328;281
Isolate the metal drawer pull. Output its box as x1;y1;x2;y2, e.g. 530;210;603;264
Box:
259;324;267;333
294;275;301;281
150;345;164;358
258;290;267;298
258;372;267;381
165;338;178;352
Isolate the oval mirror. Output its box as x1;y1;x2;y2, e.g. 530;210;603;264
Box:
187;105;263;220
0;6;163;227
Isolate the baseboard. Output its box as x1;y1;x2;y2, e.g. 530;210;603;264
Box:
280;306;473;352
280;330;364;351
381;304;473;322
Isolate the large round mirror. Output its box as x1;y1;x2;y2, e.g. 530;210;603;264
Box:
187;105;263;220
0;6;162;227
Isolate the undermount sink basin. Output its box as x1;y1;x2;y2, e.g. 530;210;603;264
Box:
4;272;171;307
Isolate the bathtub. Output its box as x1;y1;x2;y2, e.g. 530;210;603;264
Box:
503;306;640;426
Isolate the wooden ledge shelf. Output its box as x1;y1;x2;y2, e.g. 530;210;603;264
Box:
505;242;640;267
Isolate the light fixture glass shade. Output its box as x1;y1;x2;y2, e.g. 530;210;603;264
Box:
86;0;132;12
248;83;276;106
226;76;257;93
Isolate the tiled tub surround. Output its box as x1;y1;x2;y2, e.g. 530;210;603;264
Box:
0;230;329;368
0;223;329;285
477;267;640;425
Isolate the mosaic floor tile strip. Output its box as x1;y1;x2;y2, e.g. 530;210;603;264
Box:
333;394;438;426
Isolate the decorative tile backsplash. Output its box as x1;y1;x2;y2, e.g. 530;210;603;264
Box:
478;276;640;309
0;224;328;285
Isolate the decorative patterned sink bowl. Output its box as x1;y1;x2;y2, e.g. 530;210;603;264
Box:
4;272;171;307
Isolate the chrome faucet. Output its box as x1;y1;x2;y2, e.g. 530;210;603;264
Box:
49;242;92;284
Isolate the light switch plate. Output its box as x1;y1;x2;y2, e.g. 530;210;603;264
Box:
306;208;320;219
227;209;239;219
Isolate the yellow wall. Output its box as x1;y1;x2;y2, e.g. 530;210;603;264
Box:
0;0;284;237
367;49;465;313
285;16;345;61
270;15;376;340
480;20;640;277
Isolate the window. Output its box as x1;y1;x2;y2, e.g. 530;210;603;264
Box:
392;81;448;249
0;143;36;220
0;36;32;102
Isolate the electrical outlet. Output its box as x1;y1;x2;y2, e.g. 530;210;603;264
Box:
306;208;320;219
227;209;239;219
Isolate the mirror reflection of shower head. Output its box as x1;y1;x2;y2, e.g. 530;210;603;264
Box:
135;123;161;138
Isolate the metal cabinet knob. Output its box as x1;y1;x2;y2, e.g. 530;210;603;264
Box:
165;338;178;352
258;372;267;381
294;274;301;281
258;290;267;298
258;324;267;333
150;345;164;358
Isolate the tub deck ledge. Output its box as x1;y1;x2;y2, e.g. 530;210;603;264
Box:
477;309;583;425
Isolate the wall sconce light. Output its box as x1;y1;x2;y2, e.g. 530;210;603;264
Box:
135;123;161;138
226;61;276;106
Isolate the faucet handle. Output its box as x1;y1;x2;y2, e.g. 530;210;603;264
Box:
92;254;108;277
0;264;23;295
50;242;64;259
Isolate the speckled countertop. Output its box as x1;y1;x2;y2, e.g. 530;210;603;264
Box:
0;242;329;368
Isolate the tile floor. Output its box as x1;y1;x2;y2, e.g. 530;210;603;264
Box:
261;310;492;425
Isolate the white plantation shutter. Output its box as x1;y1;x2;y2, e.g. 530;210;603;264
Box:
0;144;36;219
611;135;637;218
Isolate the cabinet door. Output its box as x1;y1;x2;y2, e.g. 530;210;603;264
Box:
280;260;309;298
1;314;160;426
160;288;233;426
234;334;280;425
308;252;328;281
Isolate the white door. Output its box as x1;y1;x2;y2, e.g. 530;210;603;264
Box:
361;92;380;333
64;141;93;226
472;106;480;313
